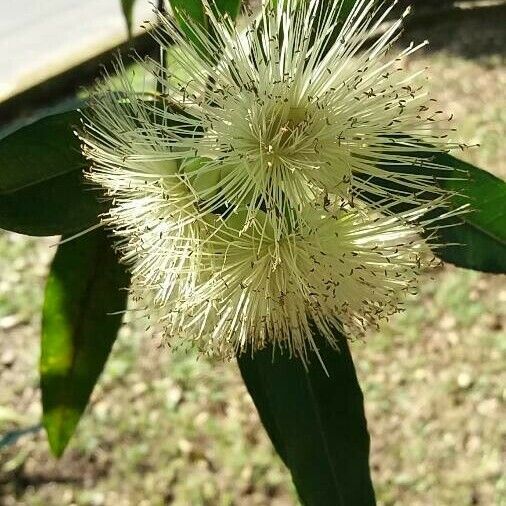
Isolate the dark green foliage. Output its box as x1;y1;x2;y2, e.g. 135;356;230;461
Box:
0;110;104;236
238;331;376;506
169;0;242;50
433;154;506;273
0;111;83;194
0;170;104;236
358;149;506;273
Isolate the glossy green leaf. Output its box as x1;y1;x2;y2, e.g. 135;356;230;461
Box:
0;109;106;236
41;229;130;457
328;0;357;21
0;169;105;236
359;151;506;274
170;0;207;25
170;0;241;22
434;155;506;272
0;111;83;194
238;331;376;506
120;0;136;37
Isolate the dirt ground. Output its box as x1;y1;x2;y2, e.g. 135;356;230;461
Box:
1;7;505;506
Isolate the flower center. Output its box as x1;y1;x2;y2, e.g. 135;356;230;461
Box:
262;105;310;164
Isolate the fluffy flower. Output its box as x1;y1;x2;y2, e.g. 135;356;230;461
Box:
165;205;436;362
80;0;456;360
146;0;456;238
82;88;206;304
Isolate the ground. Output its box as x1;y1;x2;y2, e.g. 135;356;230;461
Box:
1;7;505;506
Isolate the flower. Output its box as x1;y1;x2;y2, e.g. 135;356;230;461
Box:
164;203;435;363
79;0;456;361
147;0;456;238
82;85;207;306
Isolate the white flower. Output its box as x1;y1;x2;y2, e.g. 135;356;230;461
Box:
82;85;207;304
164;203;435;363
79;0;456;360
146;0;455;238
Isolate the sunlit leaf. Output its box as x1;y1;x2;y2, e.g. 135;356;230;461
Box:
41;229;130;457
169;0;242;49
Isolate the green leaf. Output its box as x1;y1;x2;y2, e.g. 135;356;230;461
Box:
120;0;136;37
0;111;84;194
238;331;376;506
170;0;207;23
215;0;242;19
431;154;506;272
170;0;208;47
169;0;242;49
170;0;241;22
0;169;105;236
359;151;506;274
41;229;130;457
0;109;106;236
335;0;357;20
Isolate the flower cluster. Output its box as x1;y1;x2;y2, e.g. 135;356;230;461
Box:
80;0;455;361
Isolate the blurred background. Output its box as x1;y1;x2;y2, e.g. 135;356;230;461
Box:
0;1;505;505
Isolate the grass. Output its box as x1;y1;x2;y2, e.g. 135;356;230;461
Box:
1;9;505;506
